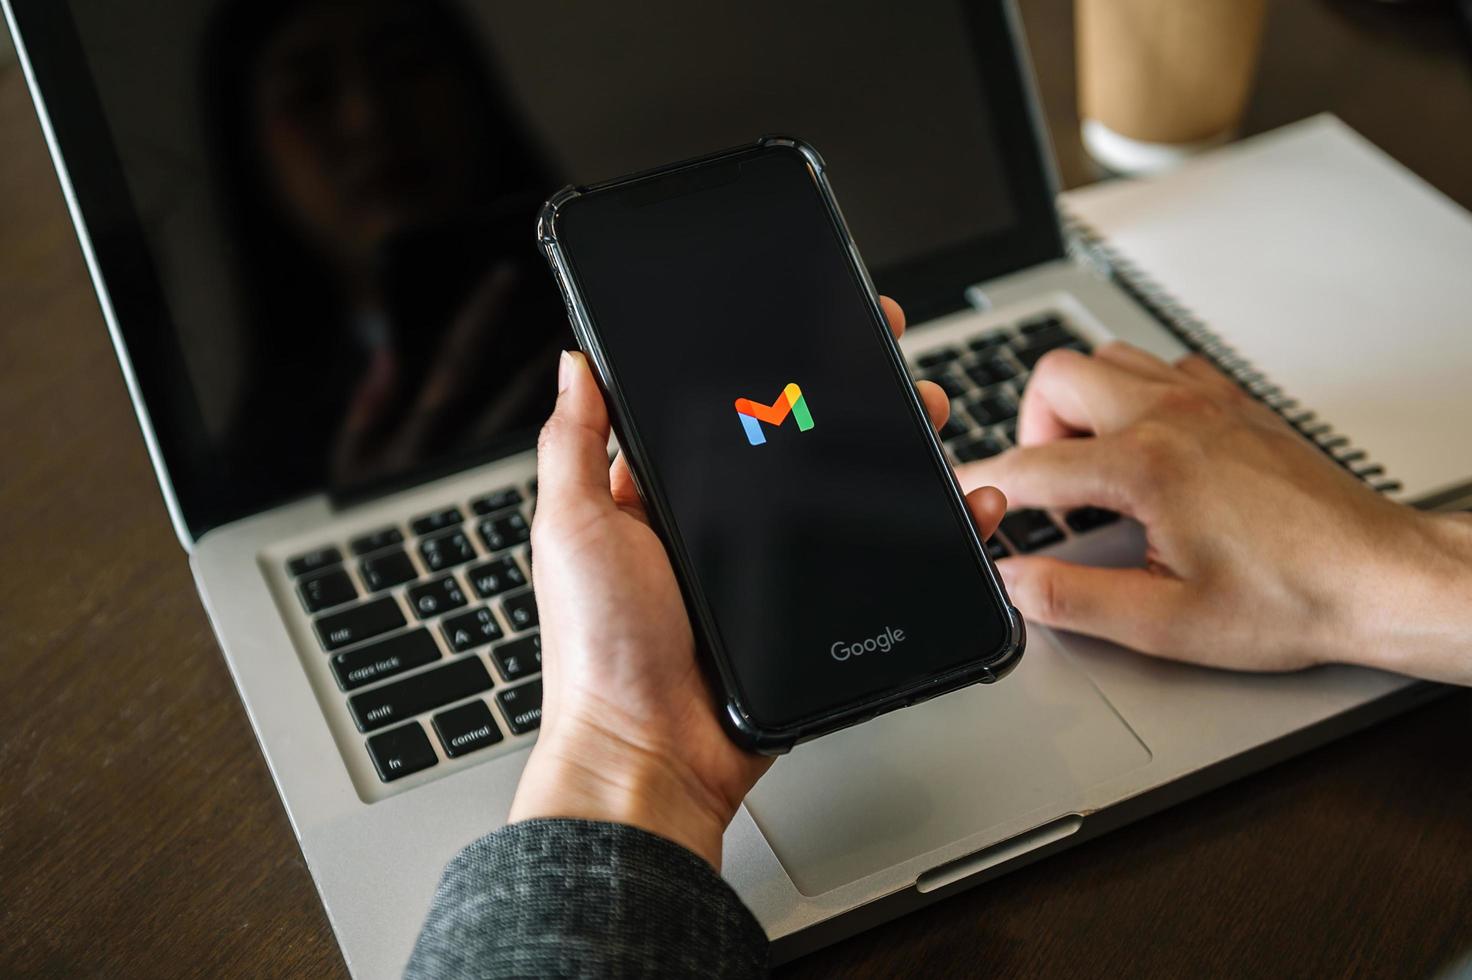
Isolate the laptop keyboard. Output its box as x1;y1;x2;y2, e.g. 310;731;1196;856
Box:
285;483;540;785
278;309;1116;795
908;311;1119;559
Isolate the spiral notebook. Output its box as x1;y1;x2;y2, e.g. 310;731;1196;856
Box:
1059;113;1472;507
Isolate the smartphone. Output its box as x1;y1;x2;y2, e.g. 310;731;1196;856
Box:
537;138;1023;753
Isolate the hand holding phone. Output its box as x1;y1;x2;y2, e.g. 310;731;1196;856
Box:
513;313;1006;869
538;139;1024;751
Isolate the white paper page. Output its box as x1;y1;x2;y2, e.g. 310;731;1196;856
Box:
1062;114;1472;503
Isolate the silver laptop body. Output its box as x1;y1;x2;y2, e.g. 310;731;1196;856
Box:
6;0;1438;974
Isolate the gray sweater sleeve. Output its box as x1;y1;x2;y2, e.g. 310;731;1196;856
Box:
405;818;768;979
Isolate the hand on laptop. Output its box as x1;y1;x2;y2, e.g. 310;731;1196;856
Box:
512;298;1008;869
958;343;1472;685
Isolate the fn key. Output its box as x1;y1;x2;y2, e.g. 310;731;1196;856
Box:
366;722;437;782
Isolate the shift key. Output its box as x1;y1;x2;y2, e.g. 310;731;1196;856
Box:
349;657;492;732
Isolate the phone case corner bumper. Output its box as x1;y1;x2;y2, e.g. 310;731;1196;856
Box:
536;185;582;246
984;605;1028;682
722;701;797;756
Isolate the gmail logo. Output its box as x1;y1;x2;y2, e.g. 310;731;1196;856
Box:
734;382;814;446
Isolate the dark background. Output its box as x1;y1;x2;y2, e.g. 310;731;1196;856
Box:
2;0;1471;975
41;0;1024;537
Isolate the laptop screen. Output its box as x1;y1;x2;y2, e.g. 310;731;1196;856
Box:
13;0;1062;537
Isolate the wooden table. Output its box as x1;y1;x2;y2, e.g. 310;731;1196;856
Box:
3;2;1470;976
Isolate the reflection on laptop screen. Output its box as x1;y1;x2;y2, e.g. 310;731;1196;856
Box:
62;0;1020;521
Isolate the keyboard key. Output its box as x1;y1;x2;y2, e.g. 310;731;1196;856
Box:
999;419;1018;443
967;393;1018;426
287;546;341;578
350;526;404;557
466;557;527;599
914;346;960;369
966;358;1017;388
1000;509;1065;552
478;512;530;552
968;332;1010;353
939;416;971;442
1033;327;1078;351
1014;332;1082;369
953;434;1005;463
360;549;417;592
502;591;538;631
315;597;405;651
299;568;356;613
433;700;504;758
419;529;477;571
331;628;441;691
497;680;543;735
986;536;1011;562
1013;345;1048;370
407;575;468;619
367;722;438;782
410;507;463;536
471;486;524;516
922;371;968;399
1065;507;1120;533
443;606;504;652
1019;313;1064;336
493;634;542;682
1027;318;1078;343
349;656;492;732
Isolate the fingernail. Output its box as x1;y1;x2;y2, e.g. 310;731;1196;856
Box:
557;350;575;393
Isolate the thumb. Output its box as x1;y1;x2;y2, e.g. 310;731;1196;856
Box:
998;555;1185;655
535;351;614;515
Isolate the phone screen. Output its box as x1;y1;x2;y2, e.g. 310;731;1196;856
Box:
556;145;1011;731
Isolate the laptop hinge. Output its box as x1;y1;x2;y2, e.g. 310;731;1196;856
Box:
963;285;993;312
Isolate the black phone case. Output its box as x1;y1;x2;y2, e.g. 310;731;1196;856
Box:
536;137;1024;754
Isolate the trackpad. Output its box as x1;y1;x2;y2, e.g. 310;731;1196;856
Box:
744;643;1151;896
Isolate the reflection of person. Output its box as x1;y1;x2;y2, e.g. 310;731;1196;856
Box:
201;0;566;495
407;299;1004;977
406;310;1471;976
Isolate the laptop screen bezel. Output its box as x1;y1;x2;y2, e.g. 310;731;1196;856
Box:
5;0;1064;542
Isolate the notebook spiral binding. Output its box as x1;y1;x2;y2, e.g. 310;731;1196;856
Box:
1062;210;1402;496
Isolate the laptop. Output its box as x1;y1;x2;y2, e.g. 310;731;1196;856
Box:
4;0;1441;973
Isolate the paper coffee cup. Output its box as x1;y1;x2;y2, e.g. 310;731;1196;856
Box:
1077;0;1267;174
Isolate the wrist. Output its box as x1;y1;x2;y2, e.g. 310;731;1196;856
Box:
1329;507;1472;683
508;716;734;870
